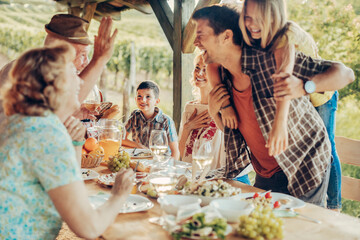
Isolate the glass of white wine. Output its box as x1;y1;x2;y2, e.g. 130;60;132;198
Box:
149;129;169;164
83;85;101;112
148;166;176;225
192;139;213;181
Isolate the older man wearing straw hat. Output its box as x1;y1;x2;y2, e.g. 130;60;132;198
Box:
1;13;116;110
0;14;117;146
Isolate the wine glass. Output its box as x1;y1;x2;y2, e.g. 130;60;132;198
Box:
148;165;176;225
149;130;169;164
83;85;101;112
192;139;213;181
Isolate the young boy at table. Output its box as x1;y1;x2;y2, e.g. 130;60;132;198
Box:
122;80;180;160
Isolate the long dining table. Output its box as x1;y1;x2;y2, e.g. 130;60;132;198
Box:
58;163;360;240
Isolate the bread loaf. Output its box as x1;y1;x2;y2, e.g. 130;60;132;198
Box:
102;104;120;119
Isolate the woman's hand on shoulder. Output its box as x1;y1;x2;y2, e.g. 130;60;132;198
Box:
64;116;86;142
208;84;230;117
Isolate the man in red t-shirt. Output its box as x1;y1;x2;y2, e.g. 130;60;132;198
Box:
192;5;354;206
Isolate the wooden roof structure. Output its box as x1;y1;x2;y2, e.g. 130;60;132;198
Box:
54;0;220;129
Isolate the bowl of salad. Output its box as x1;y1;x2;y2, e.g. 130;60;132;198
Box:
182;179;241;206
171;212;232;240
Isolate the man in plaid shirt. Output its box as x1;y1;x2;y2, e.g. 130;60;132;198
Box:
192;5;354;206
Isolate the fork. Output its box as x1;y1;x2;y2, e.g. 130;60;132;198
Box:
286;208;322;224
133;151;147;157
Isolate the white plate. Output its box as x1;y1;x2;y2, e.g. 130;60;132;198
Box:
81;168;99;181
89;194;154;213
124;148;154;159
241;192;306;210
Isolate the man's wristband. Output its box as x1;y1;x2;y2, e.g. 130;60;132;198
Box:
72;140;86;147
220;104;232;110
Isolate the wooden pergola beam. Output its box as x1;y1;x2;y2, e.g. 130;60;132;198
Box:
81;2;98;26
148;0;174;51
69;6;82;17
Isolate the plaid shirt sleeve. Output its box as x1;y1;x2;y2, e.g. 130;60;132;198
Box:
293;52;333;81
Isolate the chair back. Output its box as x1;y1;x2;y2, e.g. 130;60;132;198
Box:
335;136;360;201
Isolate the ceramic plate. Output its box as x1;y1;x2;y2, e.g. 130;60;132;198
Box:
241;192;306;210
89;194;154;213
81;168;99;181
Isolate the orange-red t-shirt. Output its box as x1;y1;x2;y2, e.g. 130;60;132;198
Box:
232;85;281;178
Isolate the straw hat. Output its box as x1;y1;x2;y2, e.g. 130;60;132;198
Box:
45;14;92;45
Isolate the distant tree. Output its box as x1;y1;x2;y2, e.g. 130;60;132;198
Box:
288;0;360;100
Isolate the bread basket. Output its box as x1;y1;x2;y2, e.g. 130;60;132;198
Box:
81;154;104;168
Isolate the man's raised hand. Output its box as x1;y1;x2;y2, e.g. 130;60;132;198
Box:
92;17;118;64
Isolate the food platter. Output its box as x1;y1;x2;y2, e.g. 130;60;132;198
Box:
89;194;154;213
182;179;242;206
241;192;306;210
81;168;99;181
124;148;154;159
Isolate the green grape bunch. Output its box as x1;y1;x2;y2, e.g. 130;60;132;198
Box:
107;151;130;173
237;206;284;240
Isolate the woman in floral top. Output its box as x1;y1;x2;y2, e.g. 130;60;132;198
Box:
179;54;225;169
0;44;134;239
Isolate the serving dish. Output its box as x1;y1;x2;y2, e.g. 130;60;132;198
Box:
241;192;306;210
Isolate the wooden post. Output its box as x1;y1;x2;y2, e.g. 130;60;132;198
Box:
68;6;82;17
149;0;196;130
129;42;136;96
122;42;136;123
173;0;195;131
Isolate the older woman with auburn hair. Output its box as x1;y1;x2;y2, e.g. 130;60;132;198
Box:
0;44;134;239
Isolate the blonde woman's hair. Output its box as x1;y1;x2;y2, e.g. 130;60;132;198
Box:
239;0;318;71
189;53;206;101
2;44;75;116
240;0;288;49
287;21;319;58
